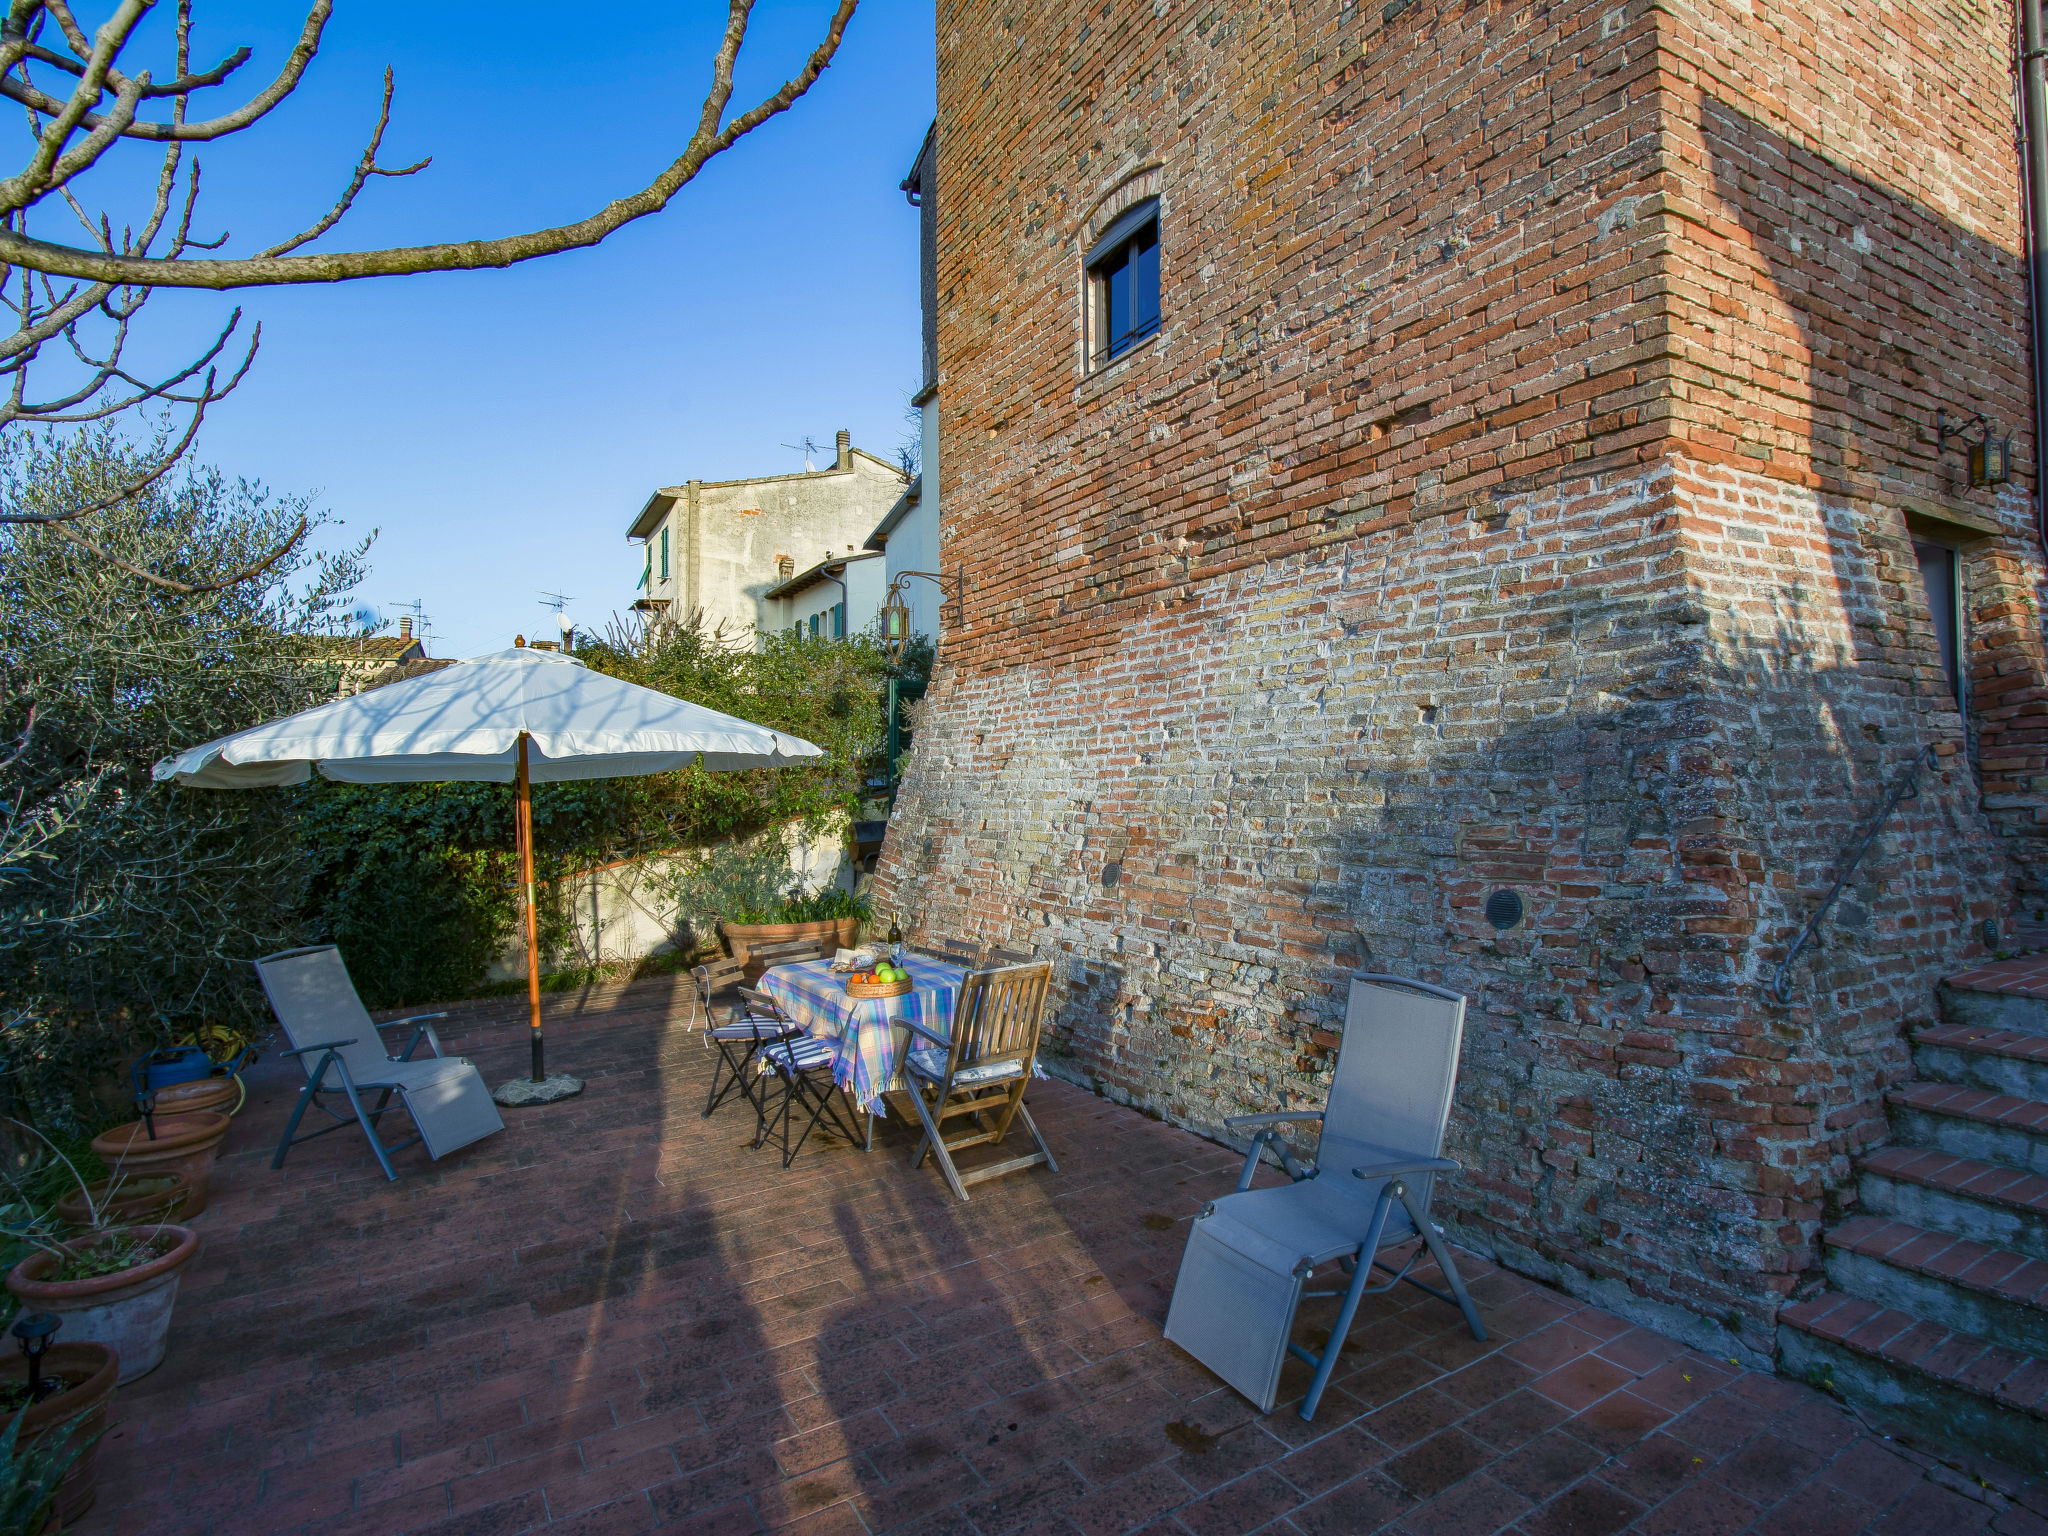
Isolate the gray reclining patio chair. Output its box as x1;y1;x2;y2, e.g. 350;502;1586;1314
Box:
1163;973;1485;1420
255;945;505;1181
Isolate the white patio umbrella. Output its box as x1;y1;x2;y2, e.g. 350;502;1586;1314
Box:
154;643;825;1104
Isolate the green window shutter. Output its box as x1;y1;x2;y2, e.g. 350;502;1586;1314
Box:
660;526;670;581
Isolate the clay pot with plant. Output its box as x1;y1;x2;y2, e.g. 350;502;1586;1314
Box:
52;1170;191;1230
146;1075;244;1119
0;1336;117;1532
88;1108;229;1216
3;1122;201;1386
675;836;869;966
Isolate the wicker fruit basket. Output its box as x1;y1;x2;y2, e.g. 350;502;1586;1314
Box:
844;975;913;999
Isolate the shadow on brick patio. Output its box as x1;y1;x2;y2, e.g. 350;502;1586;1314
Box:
75;978;2047;1536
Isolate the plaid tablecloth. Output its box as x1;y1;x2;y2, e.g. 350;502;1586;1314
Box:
758;955;965;1113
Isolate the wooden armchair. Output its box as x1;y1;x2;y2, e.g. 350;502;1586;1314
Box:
900;961;1057;1199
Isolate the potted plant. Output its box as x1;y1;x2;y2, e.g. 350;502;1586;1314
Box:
719;886;869;966
0;1338;116;1532
51;1171;191;1229
671;837;868;964
4;1126;200;1385
87;1108;229;1216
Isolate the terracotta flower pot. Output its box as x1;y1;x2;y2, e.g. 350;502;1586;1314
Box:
720;917;861;968
7;1226;200;1385
148;1075;242;1118
0;1341;119;1531
88;1111;229;1217
51;1171;192;1230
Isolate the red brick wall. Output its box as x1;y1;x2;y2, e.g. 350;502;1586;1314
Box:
879;0;2045;1348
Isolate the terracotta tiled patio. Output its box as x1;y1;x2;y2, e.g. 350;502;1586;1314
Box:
80;977;2048;1536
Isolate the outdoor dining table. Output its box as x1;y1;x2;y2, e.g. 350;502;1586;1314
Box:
756;953;967;1116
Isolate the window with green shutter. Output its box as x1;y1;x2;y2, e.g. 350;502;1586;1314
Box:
659;526;670;581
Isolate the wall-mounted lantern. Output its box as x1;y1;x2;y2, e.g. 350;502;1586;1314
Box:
1937;409;2013;488
880;570;965;663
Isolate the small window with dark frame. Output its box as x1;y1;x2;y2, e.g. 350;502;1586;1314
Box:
1087;197;1160;366
1913;539;1963;701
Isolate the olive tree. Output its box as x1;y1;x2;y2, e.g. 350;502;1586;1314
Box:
0;424;362;1128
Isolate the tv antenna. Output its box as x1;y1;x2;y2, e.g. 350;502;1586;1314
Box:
387;597;432;645
539;591;578;649
780;435;828;472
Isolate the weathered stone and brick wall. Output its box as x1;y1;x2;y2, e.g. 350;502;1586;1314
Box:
876;0;2048;1351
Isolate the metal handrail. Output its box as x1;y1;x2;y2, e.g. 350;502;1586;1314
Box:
1771;745;1941;1003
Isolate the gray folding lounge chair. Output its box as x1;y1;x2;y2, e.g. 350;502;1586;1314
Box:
255;945;505;1181
1163;973;1485;1420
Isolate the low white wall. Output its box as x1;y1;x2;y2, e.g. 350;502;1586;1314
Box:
487;817;854;980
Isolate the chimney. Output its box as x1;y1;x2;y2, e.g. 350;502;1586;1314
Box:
835;429;852;470
398;615;413;642
777;554;795;580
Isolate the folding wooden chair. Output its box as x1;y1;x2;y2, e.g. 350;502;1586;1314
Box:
754;1034;865;1167
692;955;797;1123
988;946;1034;966
901;962;1058;1199
914;939;982;969
743;936;833;984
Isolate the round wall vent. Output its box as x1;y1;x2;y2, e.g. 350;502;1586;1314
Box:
1484;889;1525;931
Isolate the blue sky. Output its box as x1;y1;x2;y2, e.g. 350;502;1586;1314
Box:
66;1;934;656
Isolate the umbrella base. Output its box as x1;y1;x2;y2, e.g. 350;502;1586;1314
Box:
492;1073;585;1107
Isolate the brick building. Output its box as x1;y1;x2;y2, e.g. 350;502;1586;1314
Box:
872;0;2048;1446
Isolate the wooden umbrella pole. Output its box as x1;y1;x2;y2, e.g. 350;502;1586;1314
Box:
517;733;544;1083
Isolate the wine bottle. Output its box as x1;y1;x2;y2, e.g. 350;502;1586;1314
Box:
887;914;904;965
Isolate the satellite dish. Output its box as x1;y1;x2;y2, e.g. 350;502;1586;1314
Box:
557;610;574;637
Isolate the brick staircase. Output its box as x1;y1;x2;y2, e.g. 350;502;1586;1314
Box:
1778;956;2048;1475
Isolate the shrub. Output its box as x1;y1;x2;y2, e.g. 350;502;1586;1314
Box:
0;427;365;1133
665;833;873;934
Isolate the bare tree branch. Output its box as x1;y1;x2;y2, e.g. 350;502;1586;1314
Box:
258;67;427;260
0;0;860;289
50;508;305;592
13;32;250;97
0;0;857;588
0;0;327;143
0;381;212;522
